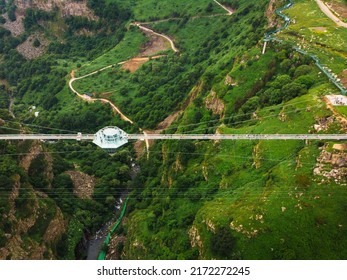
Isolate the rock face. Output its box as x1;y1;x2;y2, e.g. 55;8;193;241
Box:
1;0;97;37
14;0;97;19
331;154;347;168
66;170;96;199
16;33;50;59
314;145;347;185
0;175;66;260
189;225;203;257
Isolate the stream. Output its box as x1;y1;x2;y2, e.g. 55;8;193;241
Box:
86;193;127;260
86;161;140;260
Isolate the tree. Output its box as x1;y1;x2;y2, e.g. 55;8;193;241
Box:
8;5;16;22
211;227;236;258
205;3;213;13
270;75;291;89
282;82;307;101
269;89;282;105
294;65;312;77
295;75;315;89
33;38;41;48
240;96;259;113
105;195;116;207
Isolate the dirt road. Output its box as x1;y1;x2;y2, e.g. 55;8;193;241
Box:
315;0;347;28
69;68;134;124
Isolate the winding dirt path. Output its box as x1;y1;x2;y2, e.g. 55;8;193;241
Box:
315;0;347;28
69;67;134;124
213;0;233;15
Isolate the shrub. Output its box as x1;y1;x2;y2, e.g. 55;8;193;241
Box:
210;227;236;258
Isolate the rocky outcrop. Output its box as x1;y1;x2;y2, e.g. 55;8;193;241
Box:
224;74;237;86
66;170;96;199
106;235;126;260
313;116;335;132
266;0;277;28
205;90;225;116
314;145;347;185
2;0;97;37
189;225;203;257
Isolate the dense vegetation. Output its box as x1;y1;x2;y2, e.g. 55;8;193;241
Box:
0;0;134;259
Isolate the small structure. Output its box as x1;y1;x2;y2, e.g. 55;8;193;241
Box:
93;126;128;153
326;94;347;106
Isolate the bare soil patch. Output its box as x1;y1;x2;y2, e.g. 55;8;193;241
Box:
121;55;165;72
134;81;204;158
121;57;150;72
155;111;182;133
133;140;146;159
20;143;43;171
329;1;347;19
16;33;50;59
43;207;66;243
310;26;328;32
333;143;347;151
106;235;126;260
100;92;113;98
339;69;347;88
140;30;171;56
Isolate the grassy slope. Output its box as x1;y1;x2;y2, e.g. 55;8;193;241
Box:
335;105;347;117
75;29;147;77
190;91;346;259
280;0;347;74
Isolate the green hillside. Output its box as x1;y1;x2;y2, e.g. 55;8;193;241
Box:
0;0;346;260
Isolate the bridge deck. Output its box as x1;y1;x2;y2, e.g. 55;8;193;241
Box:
128;134;347;140
0;134;346;141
